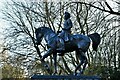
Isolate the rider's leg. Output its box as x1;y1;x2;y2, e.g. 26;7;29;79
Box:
57;39;65;56
64;32;69;42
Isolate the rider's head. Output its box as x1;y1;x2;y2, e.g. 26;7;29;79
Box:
64;12;70;20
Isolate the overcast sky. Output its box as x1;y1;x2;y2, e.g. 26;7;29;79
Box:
0;0;117;44
0;0;6;43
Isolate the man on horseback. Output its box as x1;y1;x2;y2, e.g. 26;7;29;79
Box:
57;12;73;52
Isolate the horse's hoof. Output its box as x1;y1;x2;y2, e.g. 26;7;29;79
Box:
76;73;81;76
52;72;57;75
73;73;77;76
74;70;83;76
80;70;83;74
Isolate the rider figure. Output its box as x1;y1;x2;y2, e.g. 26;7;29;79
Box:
57;12;73;52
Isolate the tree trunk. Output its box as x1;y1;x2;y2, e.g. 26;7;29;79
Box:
117;31;120;68
118;3;120;69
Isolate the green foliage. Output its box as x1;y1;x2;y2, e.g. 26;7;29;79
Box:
110;69;120;80
2;63;25;78
85;64;120;80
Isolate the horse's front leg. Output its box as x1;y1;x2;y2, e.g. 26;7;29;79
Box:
41;48;53;61
53;52;57;75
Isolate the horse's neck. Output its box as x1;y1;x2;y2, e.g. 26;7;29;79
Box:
44;32;56;42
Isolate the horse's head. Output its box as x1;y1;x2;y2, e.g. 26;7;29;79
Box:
35;27;44;45
35;26;56;45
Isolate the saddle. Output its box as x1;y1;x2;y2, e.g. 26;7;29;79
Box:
56;33;74;51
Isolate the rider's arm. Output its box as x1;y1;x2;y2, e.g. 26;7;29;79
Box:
63;19;73;30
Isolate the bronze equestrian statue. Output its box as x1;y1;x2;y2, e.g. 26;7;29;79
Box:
35;12;101;75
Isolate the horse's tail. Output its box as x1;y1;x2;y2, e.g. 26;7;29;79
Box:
88;33;101;51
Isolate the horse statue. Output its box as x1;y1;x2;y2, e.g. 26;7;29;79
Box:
35;26;101;75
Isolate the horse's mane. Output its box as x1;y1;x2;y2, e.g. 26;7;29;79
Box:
39;26;55;33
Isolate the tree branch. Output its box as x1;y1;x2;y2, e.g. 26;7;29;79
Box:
73;2;120;16
104;1;113;12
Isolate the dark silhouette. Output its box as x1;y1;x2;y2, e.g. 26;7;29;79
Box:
35;26;101;75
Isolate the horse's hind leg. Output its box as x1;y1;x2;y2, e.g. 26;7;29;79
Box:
80;56;88;74
75;50;88;75
53;52;57;75
81;58;88;74
75;50;81;75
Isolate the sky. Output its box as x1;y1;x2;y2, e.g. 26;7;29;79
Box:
0;0;5;76
0;0;7;44
0;0;117;44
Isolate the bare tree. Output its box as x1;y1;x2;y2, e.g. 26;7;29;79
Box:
1;0;120;79
117;0;120;72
